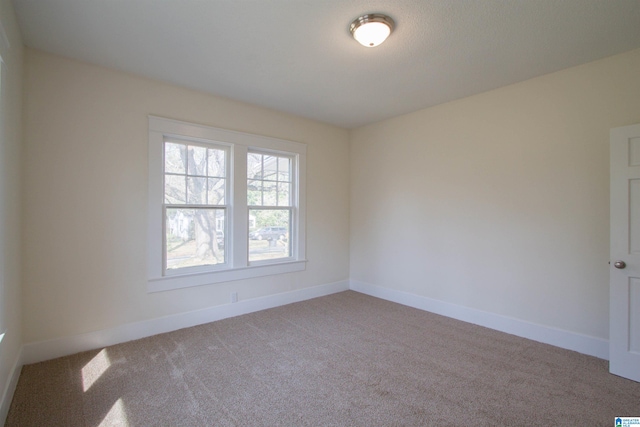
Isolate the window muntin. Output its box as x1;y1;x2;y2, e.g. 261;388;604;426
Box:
163;139;228;273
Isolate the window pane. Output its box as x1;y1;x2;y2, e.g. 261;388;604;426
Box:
247;180;262;206
247;153;262;179
207;178;226;205
278;157;290;182
187;177;207;204
165;142;186;174
262;181;277;206
207;148;225;178
188;145;207;176
263;155;277;180
164;175;186;204
248;209;291;262
166;208;225;270
278;182;290;206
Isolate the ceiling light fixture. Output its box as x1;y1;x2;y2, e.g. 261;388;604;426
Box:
349;13;395;47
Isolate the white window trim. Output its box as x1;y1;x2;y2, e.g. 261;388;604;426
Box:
148;116;306;292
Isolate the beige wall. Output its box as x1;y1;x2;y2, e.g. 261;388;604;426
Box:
22;49;350;343
350;48;640;340
0;0;23;407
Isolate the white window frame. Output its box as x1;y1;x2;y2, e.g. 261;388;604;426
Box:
148;116;306;292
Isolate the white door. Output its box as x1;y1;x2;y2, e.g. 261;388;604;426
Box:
610;123;640;382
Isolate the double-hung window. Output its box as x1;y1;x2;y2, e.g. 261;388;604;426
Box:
148;117;306;292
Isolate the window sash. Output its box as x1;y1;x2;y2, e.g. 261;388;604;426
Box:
247;150;294;208
163;139;229;207
163;206;228;275
248;207;294;264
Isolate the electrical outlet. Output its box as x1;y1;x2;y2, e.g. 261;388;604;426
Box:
231;292;238;303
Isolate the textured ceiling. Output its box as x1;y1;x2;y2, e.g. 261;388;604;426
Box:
11;0;640;129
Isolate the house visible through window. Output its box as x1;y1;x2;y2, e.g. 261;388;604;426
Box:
148;116;307;292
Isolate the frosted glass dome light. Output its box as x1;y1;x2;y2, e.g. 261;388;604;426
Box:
350;14;395;47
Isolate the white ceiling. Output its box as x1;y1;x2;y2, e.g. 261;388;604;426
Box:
11;0;640;129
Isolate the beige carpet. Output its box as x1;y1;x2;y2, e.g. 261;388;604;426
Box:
6;291;640;426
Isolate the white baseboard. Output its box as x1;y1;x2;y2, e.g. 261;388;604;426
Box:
22;280;349;364
0;347;22;426
349;280;609;360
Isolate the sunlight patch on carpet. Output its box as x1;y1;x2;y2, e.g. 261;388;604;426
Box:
98;398;129;427
82;348;111;392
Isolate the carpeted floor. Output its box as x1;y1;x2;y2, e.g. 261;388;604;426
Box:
6;291;640;426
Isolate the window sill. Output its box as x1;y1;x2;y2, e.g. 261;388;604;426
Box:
147;259;307;293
